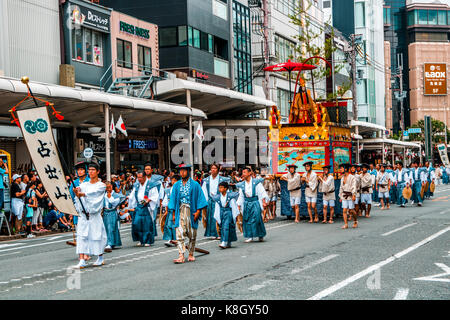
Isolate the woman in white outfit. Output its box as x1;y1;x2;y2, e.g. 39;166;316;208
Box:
73;163;107;269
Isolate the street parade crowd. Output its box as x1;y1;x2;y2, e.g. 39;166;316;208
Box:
2;158;448;268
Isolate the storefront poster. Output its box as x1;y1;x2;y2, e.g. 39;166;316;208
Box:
70;3;110;32
16;107;78;216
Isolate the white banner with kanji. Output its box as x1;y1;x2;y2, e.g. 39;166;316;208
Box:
17;107;78;216
437;144;450;167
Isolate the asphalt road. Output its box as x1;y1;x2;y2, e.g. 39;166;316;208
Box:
0;186;449;300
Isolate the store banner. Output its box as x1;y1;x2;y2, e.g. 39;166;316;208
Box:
437;144;450;167
16;107;78;216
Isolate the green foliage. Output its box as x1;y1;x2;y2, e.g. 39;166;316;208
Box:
289;0;352;100
407;119;450;144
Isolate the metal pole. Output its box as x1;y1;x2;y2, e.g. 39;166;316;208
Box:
382;142;385;164
104;104;111;181
355;125;360;163
187;89;193;179
351;34;358;121
392;144;395;165
444;98;448;146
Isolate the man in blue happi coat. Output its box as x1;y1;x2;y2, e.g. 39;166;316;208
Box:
162;174;180;247
168;164;208;264
410;160;427;206
212;181;239;249
236;166;269;243
395;161;412;207
202;164;230;239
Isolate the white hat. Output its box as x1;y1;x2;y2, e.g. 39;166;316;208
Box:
12;174;21;181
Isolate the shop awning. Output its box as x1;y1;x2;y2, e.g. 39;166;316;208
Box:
154;78;275;118
202;119;270;128
0;76;206;129
361;138;421;149
350;120;387;135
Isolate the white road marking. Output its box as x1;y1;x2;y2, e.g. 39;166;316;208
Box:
0;251;21;257
248;280;276;291
0;239;71;253
393;288;409;300
308;226;450;300
381;223;418;236
413;263;450;283
291;254;339;275
0;243;23;249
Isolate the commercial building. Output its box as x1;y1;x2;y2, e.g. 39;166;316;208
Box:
406;1;449;127
252;0;327;123
325;0;386;127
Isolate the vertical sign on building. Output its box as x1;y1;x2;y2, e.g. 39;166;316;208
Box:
424;115;433;162
424;63;447;96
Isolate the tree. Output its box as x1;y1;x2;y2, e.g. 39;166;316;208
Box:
408;119;450;144
289;0;352;101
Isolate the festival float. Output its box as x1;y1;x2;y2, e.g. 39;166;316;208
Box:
265;57;352;217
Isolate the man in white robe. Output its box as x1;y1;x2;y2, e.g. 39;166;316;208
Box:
73;163;107;269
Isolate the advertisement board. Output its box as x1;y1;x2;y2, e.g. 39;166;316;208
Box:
424;63;447;96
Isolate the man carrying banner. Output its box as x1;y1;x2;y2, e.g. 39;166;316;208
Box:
202;164;230;239
73;163;107;269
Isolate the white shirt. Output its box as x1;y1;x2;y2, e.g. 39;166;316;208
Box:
202;175;220;201
236;178;269;211
128;179;160;213
213;193;240;224
79;181;106;214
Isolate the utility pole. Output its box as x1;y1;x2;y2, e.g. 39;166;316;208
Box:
349;34;358;121
397;53;405;133
262;0;270;102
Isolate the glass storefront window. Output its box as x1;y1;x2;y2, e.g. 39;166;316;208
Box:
355;2;365;28
418;10;428;24
85;30;93;63
208;34;213;53
428;10;437;25
138;45;152;71
92;31;102;66
188;26;193;46
73;28;83;61
213;0;228;21
72;27;102;66
438;11;447;25
193;29;200;48
178;26;187;46
159;27;177;47
117;39;132;69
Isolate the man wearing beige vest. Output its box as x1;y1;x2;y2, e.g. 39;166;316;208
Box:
280;164;301;223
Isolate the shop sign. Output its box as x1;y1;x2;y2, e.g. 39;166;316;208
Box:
424;63;447;96
192;70;209;81
71;3;110;32
119;21;150;39
117;139;158;152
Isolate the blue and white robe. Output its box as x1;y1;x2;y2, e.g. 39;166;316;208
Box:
103;192;125;248
395;168;412;206
162;187;176;241
147;175;164;238
202;175;230;237
236;178;269;239
70;176;90;225
212;191;239;246
168;178;208;230
128;179;160;245
411;167;427;205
